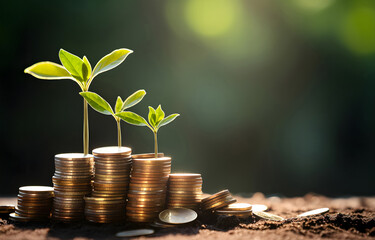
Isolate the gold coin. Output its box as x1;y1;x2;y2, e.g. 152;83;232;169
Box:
92;146;131;156
169;173;201;178
221;203;252;211
115;229;154;238
201;190;230;203
0;205;15;214
298;208;329;217
159;208;197;224
132;153;164;158
19;186;54;193
253;211;284;221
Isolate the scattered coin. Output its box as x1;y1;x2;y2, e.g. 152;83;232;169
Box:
251;204;268;212
159;208;198;224
215;209;252;219
253;211;284;221
298;208;329;217
221;203;252;211
201;190;236;211
115;229;154;238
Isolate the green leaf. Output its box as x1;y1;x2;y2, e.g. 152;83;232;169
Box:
121;89;146;111
155;105;165;126
148;106;157;128
115;96;123;114
24;61;74;80
80;92;113;115
91;48;133;80
83;56;92;79
116;111;148;127
59;49;88;83
157;114;180;130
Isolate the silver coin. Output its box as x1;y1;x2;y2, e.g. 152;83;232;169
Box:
115;229;154;237
298;208;329;217
253;211;284;221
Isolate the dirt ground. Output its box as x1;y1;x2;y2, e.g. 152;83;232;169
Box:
0;193;374;240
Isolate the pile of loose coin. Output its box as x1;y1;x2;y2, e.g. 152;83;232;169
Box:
201;189;236;211
126;153;171;222
10;186;53;222
52;153;93;221
167;173;203;210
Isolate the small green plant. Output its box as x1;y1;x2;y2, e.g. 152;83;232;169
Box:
80;90;146;147
24;48;133;155
116;106;180;158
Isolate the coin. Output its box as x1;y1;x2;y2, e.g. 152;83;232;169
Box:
92;146;131;156
251;204;268;212
221;203;252;211
159;208;197;224
19;186;54;193
0;205;15;214
298;208;329;217
115;229;154;238
253;211;284;221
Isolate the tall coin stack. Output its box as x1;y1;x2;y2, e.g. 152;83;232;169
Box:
14;186;54;221
126;154;171;222
167;173;203;210
84;197;127;223
91;147;132;198
84;147;132;223
52;153;93;222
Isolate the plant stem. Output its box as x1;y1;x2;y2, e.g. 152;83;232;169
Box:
83;97;89;155
117;118;122;148
154;131;158;158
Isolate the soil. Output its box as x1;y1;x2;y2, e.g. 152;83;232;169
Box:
0;193;374;240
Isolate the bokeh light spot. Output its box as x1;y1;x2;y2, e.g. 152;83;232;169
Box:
293;0;336;12
184;0;239;37
340;6;375;55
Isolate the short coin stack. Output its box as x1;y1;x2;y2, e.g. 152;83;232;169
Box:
52;153;93;222
84;197;126;223
14;186;54;221
167;173;202;210
201;189;236;211
126;154;171;222
91;146;132;198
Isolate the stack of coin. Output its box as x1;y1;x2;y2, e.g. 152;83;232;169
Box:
14;186;53;221
52;153;93;222
201;189;236;211
215;203;252;219
91;147;132;198
84;197;126;223
167;173;202;210
126;154;171;222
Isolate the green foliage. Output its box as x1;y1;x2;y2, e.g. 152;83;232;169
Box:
80;90;146;119
24;48;133;91
116;105;180;133
24;61;74;80
79;92;113;115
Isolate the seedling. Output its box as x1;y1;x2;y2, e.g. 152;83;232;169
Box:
116;106;180;158
80;90;146;147
24;48;133;155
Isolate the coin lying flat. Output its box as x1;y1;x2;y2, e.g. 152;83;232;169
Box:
253;211;284;221
115;229;154;237
159;208;197;224
221;203;252;211
251;204;268;212
298;208;329;217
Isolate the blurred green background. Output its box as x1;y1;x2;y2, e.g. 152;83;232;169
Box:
1;0;374;197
